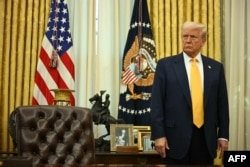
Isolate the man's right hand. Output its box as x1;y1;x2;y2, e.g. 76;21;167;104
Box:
154;137;170;158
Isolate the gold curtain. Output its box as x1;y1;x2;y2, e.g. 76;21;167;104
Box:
147;0;222;62
0;0;51;151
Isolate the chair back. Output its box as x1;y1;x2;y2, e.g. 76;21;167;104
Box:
8;105;95;165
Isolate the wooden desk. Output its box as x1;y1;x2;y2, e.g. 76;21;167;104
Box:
95;151;163;164
34;165;220;167
0;152;223;167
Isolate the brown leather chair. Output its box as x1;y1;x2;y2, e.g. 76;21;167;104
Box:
8;105;95;165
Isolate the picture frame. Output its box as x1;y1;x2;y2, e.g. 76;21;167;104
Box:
137;129;154;151
132;126;151;146
110;124;133;151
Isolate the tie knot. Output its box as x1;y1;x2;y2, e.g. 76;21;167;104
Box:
191;58;197;65
191;58;197;62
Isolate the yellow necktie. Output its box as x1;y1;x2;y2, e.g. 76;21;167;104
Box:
190;58;204;128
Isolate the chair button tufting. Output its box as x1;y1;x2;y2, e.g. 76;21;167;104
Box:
9;106;95;165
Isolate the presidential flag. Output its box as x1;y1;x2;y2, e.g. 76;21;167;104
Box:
118;0;157;125
32;0;75;105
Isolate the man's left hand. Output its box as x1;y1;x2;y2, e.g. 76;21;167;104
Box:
217;139;228;158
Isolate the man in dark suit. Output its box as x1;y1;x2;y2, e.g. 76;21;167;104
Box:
150;21;229;165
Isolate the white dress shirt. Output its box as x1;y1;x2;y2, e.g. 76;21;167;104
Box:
183;52;204;92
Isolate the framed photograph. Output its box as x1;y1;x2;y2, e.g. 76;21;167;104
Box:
137;129;154;151
132;126;151;146
110;124;133;151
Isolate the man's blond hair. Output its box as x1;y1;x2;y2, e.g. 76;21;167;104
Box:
182;21;207;41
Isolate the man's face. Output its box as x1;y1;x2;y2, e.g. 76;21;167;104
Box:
182;28;205;57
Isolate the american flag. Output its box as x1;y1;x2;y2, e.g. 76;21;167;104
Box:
32;0;75;105
122;63;142;84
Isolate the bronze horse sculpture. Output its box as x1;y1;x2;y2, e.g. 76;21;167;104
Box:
89;90;124;140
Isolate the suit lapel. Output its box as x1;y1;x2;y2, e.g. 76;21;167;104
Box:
172;54;214;108
173;53;192;107
202;56;213;107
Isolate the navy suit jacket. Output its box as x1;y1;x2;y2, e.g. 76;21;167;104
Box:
150;53;229;159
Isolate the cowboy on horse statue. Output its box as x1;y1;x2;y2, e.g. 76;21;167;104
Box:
89;90;124;126
89;90;124;151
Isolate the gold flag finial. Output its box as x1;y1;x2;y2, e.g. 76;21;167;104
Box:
50;89;75;106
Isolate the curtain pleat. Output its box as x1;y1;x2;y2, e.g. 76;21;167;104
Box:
1;0;13;151
213;0;222;61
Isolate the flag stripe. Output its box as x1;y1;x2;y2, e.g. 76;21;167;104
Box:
57;54;74;87
33;73;54;105
122;63;139;84
38;45;58;88
60;47;74;78
122;70;138;84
